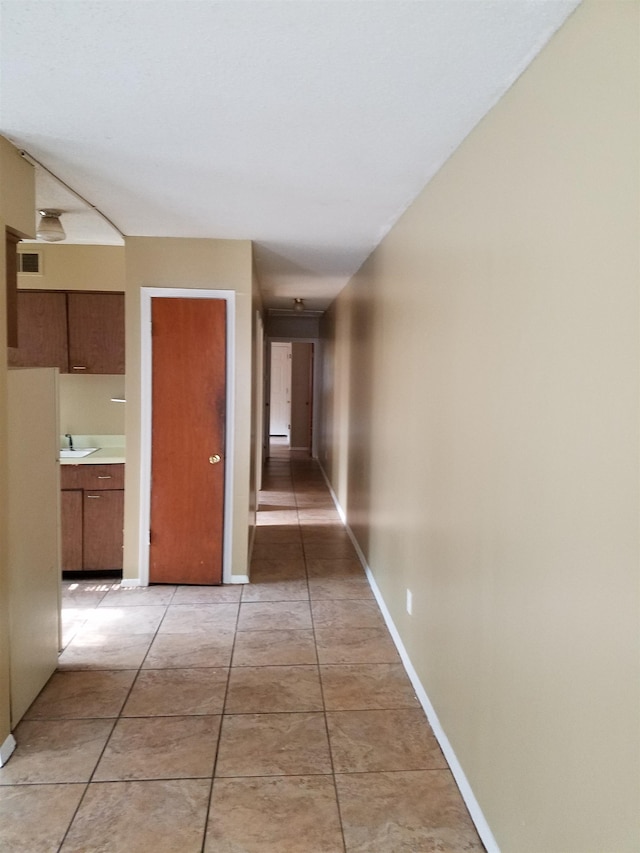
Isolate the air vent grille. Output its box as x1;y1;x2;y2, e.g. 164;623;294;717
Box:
18;252;41;274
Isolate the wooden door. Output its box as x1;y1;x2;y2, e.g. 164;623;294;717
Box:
149;297;226;584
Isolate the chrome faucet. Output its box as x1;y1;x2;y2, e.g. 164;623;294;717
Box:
65;433;74;451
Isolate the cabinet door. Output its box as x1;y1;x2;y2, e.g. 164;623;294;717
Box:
67;292;125;374
61;490;83;572
8;291;68;370
83;490;124;570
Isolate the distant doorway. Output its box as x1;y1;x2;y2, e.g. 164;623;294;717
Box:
267;341;314;457
270;342;291;442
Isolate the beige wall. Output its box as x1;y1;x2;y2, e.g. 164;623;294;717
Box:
319;3;639;851
0;139;35;754
0;137;35;238
123;237;255;581
17;243;125;292
58;375;125;436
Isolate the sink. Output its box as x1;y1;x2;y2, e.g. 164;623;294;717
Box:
60;448;99;459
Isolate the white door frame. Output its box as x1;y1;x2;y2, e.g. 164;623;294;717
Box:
138;287;236;585
266;336;321;459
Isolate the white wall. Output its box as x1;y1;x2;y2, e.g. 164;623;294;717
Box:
319;3;639;851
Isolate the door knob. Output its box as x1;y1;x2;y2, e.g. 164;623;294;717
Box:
209;454;221;464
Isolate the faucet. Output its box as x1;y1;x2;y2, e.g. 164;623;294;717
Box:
65;433;74;451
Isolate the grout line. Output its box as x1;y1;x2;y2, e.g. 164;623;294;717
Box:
295;458;348;853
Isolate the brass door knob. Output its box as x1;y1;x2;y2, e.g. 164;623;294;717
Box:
209;454;221;464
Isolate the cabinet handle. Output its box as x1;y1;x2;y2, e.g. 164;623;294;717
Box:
86;495;101;499
71;366;87;370
97;475;111;479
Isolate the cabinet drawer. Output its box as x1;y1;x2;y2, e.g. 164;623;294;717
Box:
60;463;125;490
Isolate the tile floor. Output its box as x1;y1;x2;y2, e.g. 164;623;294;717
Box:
0;443;485;852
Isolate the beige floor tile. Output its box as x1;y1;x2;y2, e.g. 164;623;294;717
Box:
299;523;350;541
320;664;420;710
143;629;235;668
308;576;374;600
94;715;221;781
98;585;176;606
251;541;305;561
312;600;385;629
25;670;137;720
0;783;86;853
297;509;341;522
307;558;365;578
60;779;211;853
237;600;312;631
157;603;239;634
253;525;302;544
0;719;113;784
232;629;317;666
327;709;448;773
241;578;309;602
225;665;323;713
303;539;357;558
81;605;167;636
315;627;401;664
206;776;344;853
171;585;242;604
122;668;229;716
336;770;484;852
216;712;332;777
249;558;307;580
256;509;299;526
60;616;91;649
58;632;155;670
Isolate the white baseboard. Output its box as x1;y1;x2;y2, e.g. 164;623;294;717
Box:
120;575;249;586
318;461;500;853
0;733;16;767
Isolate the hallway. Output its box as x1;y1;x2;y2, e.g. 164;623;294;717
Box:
0;446;483;852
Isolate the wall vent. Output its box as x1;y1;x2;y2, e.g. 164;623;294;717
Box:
18;252;41;274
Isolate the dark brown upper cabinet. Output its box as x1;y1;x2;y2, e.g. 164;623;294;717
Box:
67;292;125;374
8;290;125;374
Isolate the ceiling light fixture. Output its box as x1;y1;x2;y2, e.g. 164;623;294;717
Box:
36;209;66;242
293;298;305;313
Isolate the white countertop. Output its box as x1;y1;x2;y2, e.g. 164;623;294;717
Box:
59;447;125;465
59;434;125;465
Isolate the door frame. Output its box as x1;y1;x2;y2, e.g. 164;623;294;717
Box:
266;336;321;459
139;287;236;585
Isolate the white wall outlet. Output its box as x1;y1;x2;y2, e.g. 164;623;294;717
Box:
406;588;413;615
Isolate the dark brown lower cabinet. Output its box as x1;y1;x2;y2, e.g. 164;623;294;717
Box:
61;489;83;571
61;464;124;572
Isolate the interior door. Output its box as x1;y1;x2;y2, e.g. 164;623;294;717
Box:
270;342;291;437
150;297;226;584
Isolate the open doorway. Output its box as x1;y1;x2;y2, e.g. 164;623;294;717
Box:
267;341;314;456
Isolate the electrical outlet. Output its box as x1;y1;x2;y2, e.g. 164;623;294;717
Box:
406;589;413;616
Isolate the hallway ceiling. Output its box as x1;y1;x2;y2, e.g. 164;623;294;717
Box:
0;1;579;312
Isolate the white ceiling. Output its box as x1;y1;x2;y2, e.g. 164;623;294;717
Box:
1;0;579;312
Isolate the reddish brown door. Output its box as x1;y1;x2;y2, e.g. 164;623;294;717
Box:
149;297;226;584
